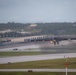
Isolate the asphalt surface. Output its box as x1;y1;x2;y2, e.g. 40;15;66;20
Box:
0;69;76;72
0;53;76;64
0;44;40;52
0;40;76;52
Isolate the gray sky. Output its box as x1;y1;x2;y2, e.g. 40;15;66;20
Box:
0;0;76;23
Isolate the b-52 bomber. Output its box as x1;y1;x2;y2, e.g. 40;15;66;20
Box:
24;36;76;45
0;36;76;47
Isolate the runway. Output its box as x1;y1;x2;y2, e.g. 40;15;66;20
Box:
0;40;76;52
0;44;40;52
0;69;76;72
0;53;76;64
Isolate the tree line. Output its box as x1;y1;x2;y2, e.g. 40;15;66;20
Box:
0;22;76;37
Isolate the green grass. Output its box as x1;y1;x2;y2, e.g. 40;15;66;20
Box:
0;52;44;57
0;58;76;69
0;49;76;57
0;72;76;75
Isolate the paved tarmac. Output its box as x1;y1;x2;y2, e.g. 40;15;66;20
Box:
0;40;76;52
0;53;76;64
0;69;76;72
0;44;40;52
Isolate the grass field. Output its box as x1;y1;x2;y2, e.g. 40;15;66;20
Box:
0;58;76;69
0;52;45;57
0;72;76;75
0;49;76;57
0;51;70;57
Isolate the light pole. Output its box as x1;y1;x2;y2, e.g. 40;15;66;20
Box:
66;58;68;75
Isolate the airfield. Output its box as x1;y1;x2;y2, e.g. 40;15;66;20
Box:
0;40;76;52
0;53;76;64
0;40;76;64
0;38;76;75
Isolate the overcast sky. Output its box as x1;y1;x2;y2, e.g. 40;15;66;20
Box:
0;0;76;23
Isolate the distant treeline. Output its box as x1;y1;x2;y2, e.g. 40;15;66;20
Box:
0;22;76;37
